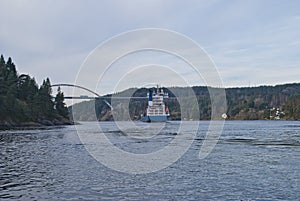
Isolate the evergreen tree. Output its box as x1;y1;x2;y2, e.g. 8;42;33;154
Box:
6;57;17;76
0;54;70;124
0;55;7;96
0;55;6;118
37;78;55;118
54;87;69;118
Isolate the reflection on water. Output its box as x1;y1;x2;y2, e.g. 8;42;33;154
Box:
0;121;299;200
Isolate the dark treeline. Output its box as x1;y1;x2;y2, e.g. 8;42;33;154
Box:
0;55;70;127
71;84;300;121
226;84;300;120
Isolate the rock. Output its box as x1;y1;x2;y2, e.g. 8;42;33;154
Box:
38;119;54;126
19;122;42;127
0;118;74;130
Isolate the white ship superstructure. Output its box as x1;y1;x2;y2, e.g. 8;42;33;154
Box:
141;86;170;122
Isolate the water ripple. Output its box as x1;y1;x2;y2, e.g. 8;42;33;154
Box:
0;121;299;200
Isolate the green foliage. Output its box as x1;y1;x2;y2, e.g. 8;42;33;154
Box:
71;84;300;121
226;85;300;120
0;54;70;124
55;87;69;118
284;95;300;119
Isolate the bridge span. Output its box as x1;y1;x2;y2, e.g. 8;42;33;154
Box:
63;96;147;100
51;83;149;110
51;83;113;109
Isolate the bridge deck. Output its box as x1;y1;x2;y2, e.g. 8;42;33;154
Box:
63;96;148;99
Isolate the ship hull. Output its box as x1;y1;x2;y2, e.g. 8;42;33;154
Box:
141;115;168;122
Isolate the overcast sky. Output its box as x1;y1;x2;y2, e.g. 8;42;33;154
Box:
1;0;300;96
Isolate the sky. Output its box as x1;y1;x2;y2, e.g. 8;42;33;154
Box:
1;0;300;98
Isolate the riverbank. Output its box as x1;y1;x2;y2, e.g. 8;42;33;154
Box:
0;118;74;129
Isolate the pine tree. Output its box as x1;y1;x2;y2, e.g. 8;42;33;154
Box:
0;55;7;96
0;55;6;119
54;87;69;118
0;54;70;124
37;78;55;118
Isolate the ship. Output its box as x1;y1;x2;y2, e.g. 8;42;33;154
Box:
141;86;170;122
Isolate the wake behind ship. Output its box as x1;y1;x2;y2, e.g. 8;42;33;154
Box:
141;86;170;122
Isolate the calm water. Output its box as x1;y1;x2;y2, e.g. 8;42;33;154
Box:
0;121;299;200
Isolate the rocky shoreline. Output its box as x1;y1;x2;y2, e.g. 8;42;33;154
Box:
0;118;74;129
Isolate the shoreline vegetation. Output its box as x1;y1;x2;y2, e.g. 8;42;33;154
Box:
71;84;300;122
0;118;73;130
0;54;73;129
1;54;300;128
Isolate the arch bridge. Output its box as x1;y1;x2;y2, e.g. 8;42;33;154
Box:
51;83;148;109
51;83;113;109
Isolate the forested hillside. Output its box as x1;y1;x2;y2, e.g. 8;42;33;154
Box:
0;55;71;128
70;84;300;121
226;84;300;120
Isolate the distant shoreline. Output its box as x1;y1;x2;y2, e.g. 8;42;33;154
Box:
70;83;300;122
2;119;299;130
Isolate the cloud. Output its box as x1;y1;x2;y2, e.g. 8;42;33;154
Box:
0;0;299;100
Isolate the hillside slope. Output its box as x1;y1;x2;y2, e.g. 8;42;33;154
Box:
70;83;300;121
